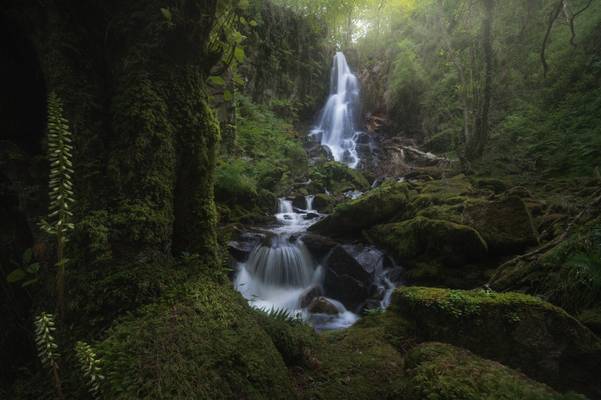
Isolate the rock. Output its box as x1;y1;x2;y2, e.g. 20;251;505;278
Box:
391;287;601;397
309;181;411;237
474;178;508;194
578;308;601;337
292;195;306;209
404;342;579;400
323;245;372;310
308;161;370;195
308;297;340;315
367;216;488;268
227;231;263;262
312;193;334;213
303;212;319;220
301;233;339;260
342;244;388;275
300;285;324;308
463;195;538;256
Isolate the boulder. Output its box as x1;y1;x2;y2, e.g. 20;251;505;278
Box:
391;287;601;398
292;195;306;209
367;216;488;268
312;193;334;213
404;342;581;400
309;181;411;237
299;285;324;308
303;212;319;220
301;233;339;260
323;245;372;310
463;195;538;255
226;231;263;262
342;244;390;275
308;297;340;315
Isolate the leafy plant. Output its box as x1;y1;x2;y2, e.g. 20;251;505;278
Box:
34;312;64;400
40;92;75;319
263;307;302;323
75;341;104;399
6;248;41;287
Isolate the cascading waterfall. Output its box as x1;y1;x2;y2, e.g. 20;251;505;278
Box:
311;52;362;168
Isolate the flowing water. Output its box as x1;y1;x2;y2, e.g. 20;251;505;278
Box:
235;197;359;330
311;52;362;168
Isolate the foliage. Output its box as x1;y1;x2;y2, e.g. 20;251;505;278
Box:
6;248;41;287
34;312;63;399
74;341;104;399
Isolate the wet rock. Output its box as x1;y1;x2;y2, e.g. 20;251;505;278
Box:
392;287;601;398
342;244;388;275
463;195;538;256
323;245;372;310
292;195;306;209
300;285;324;308
303;212;319;220
301;233;339;260
307;297;339;315
312;193;334;213
227;232;264;262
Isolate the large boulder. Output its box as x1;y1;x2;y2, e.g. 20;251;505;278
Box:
323;245;372;310
309;181;412;237
390;287;601;398
301;233;339;260
463;195;538;255
404;342;584;400
367;217;488;268
97;280;295;399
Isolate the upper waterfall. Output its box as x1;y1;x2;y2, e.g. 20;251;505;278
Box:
311;52;361;168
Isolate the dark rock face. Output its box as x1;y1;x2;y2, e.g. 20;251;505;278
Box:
227;232;264;262
323;245;372;311
312;193;334;213
301;233;339;260
463;195;538;256
392;287;601;398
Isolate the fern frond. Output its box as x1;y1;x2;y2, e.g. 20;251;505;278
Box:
34;312;60;369
75;341;104;398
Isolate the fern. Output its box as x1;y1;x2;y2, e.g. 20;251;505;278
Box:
75;341;104;399
40;92;75;318
35;312;64;399
263;306;301;323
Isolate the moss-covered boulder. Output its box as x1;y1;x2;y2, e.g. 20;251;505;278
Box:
390;287;601;398
367;217;488;268
490;220;601;315
98;281;296;400
309;182;411;237
309;161;370;194
312;193;335;213
296;325;406;400
404;342;584;400
464;195;538;255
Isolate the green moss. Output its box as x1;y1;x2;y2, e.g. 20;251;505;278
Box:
297;325;406;400
97;280;295;400
390;287;601;397
367;216;488;267
309;161;370;194
578;307;601;336
464;195;538;256
404;342;585;400
309;181;411;236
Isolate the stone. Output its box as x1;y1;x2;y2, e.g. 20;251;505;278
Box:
463;195;538;256
299;285;324;309
323;245;372;310
391;287;601;398
308;297;340;315
301;233;339;260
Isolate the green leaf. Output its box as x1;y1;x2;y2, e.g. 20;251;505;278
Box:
23;248;33;264
249;19;258;27
234;47;245;63
160;7;172;22
27;262;41;274
7;268;26;283
208;76;226;86
22;278;39;287
223;90;233;102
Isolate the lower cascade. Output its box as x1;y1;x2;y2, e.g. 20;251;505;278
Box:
235;197;390;330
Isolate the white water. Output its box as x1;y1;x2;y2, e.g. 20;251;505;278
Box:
311;52;361;168
235;197;358;330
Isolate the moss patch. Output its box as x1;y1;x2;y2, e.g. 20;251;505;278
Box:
404;342;585;400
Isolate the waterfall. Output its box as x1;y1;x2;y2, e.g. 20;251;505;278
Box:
312;52;361;168
306;195;315;211
245;236;315;288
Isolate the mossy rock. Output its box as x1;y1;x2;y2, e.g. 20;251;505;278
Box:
309;181;411;237
97;281;296;400
391;287;601;398
463;195;539;256
309;161;370;194
296;325;406;400
578;307;601;336
473;177;509;194
312;193;335;213
404;342;585;400
490;220;601;315
367;216;488;268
